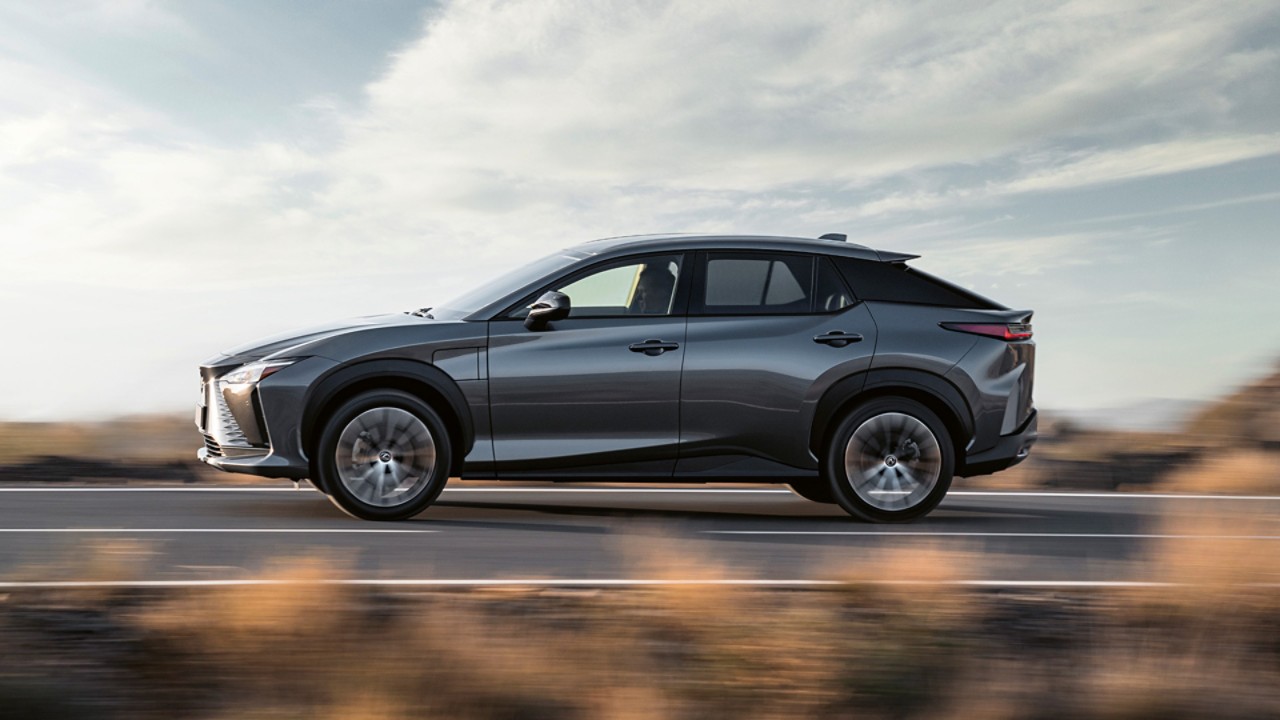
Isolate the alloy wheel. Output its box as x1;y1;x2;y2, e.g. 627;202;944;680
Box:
333;407;436;507
843;411;942;511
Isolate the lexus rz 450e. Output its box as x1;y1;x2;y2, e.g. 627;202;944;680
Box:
197;233;1037;522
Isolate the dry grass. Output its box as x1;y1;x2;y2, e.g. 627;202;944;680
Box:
1158;450;1280;495
2;539;156;606
2;507;1280;712
3;522;1280;718
1041;511;1280;720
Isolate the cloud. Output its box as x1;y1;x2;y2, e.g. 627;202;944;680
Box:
831;133;1280;218
917;233;1101;279
1068;189;1280;225
311;0;1280;241
1;0;1279;417
7;0;1279;272
998;135;1280;194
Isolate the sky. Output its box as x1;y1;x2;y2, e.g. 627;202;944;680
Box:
1;0;1277;422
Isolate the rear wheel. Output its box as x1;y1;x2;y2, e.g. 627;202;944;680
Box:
825;397;953;522
315;390;452;521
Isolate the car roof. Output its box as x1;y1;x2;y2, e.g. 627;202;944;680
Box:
566;233;918;263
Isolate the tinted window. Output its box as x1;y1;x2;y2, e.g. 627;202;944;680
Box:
814;257;854;312
553;254;683;318
705;258;771;305
833;257;1003;309
701;253;814;315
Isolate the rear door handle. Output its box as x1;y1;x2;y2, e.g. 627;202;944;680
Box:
629;339;680;356
814;331;863;348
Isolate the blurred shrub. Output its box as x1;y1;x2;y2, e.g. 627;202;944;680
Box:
2;533;1277;719
1183;363;1280;449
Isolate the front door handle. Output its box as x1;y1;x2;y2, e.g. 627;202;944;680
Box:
629;339;680;356
814;331;863;348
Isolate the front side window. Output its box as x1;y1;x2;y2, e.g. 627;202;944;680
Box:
546;254;683;318
699;253;816;315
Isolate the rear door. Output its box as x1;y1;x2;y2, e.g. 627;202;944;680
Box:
676;251;878;475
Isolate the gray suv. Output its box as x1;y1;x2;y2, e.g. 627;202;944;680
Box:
196;234;1037;522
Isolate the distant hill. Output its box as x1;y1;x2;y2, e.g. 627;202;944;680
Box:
0;414;218;484
1182;363;1280;448
0;365;1275;490
968;362;1279;491
0;414;200;466
1049;398;1204;433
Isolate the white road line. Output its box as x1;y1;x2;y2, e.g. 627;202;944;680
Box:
705;530;1280;539
0;481;1274;499
449;488;791;493
0;486;1276;500
3;578;1275;590
0;486;791;493
0;486;310;492
0;528;435;534
949;491;1280;500
1;486;1279;503
0;578;1191;589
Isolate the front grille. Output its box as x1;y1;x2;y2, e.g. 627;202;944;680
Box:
203;435;223;457
211;378;251;447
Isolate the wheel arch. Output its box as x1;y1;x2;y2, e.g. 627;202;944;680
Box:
810;368;974;465
302;359;475;478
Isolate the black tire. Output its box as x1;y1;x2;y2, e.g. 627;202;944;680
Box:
787;481;836;504
825;397;954;523
315;389;452;521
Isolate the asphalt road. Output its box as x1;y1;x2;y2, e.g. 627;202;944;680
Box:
1;483;1277;587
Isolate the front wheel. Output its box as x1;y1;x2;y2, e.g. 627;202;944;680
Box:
315;390;452;521
825;397;954;523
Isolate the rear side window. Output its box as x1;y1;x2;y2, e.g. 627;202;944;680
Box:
833;257;1004;310
701;253;814;314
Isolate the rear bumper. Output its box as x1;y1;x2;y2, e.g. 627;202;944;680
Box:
958;409;1038;477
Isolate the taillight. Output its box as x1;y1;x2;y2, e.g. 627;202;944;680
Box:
941;322;1033;341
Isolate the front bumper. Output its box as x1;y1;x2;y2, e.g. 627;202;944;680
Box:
195;356;336;480
958;409;1038;477
197;445;309;479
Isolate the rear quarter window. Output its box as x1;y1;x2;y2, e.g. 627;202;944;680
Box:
832;257;1004;310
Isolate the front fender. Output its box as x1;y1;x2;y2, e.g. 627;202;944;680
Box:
301;358;476;464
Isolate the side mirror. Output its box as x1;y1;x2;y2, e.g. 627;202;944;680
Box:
524;291;571;331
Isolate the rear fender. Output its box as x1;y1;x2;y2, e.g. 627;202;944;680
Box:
810;368;974;460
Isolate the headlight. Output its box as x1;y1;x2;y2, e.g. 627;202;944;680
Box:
221;359;299;386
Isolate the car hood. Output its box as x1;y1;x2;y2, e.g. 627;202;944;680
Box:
207;313;429;367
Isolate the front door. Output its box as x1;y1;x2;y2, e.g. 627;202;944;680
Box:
487;253;688;476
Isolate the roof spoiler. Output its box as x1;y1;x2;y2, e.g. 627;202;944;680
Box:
820;233;919;263
876;250;920;263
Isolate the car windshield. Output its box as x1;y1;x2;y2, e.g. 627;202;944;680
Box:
427;251;582;320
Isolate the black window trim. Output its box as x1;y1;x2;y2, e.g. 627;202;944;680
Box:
689;250;858;317
831;256;1005;310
